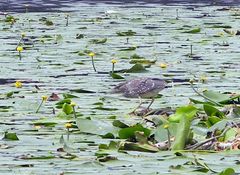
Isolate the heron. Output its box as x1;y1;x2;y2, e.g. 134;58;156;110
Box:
113;77;166;113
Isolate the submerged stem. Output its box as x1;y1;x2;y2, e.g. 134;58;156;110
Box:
112;63;115;73
36;100;43;113
91;56;97;72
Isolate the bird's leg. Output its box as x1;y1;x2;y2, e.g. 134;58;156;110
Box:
130;96;143;114
146;98;155;110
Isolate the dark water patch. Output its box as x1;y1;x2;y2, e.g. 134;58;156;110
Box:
0;0;239;13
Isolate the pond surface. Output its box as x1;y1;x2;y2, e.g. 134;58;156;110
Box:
0;1;240;174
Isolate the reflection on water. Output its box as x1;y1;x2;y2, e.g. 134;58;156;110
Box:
0;0;238;12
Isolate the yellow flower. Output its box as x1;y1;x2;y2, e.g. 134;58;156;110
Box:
16;46;23;52
200;75;207;83
111;59;117;64
160;63;167;68
34;125;41;129
88;52;95;57
65;123;72;128
15;81;22;88
41;95;48;102
163;124;169;129
70;101;76;107
189;79;195;84
21;33;26;37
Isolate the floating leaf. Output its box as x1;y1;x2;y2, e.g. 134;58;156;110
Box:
6;91;14;98
76;34;84;39
90;38;107;44
70;89;95;93
93;106;118;111
183;28;201;33
119;141;159;152
110;73;124;79
76;118;119;136
154;122;179;142
3;132;19;141
20;155;55;160
210;25;232;29
219;168;235;175
32;117;59;127
55;99;71;108
224;128;237;142
130;54;145;59
118;124;151;139
62;93;79;99
203;91;230;103
112;120;129;128
129;59;156;64
116;30;136;36
119;46;137;51
126;64;147;73
55;34;63;43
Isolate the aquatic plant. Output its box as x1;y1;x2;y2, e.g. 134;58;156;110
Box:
70;101;77;119
88;52;97;72
65;123;72;140
36;95;48;113
111;59;117;73
16;46;23;60
14;81;22;88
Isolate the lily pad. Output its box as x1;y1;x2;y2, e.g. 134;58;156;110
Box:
76;118;119;136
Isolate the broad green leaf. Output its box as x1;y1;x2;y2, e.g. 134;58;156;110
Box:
62;93;79;99
169;105;197;122
183;28;201;33
219;168;235;175
224;128;237;142
203;91;230;103
203;104;225;118
110;73;125;79
119;46;137;51
76;118;119;136
206;116;221;127
118;124;151;139
129;59;156;64
3;132;19;141
119;141;159;152
6;91;14;98
112;120;129;128
62;103;73;115
90;38;107;44
116;30;136;36
154;122;178;142
93;106;118;111
171;115;191;150
126;64;147;73
70;89;96;93
55;99;71;109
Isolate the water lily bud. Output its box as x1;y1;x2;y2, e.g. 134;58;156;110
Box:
41;95;48;102
65;123;72;128
160;63;167;68
70;101;76;107
15;81;22;88
88;52;95;57
21;33;26;37
16;46;23;52
163;124;169;129
111;59;117;64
